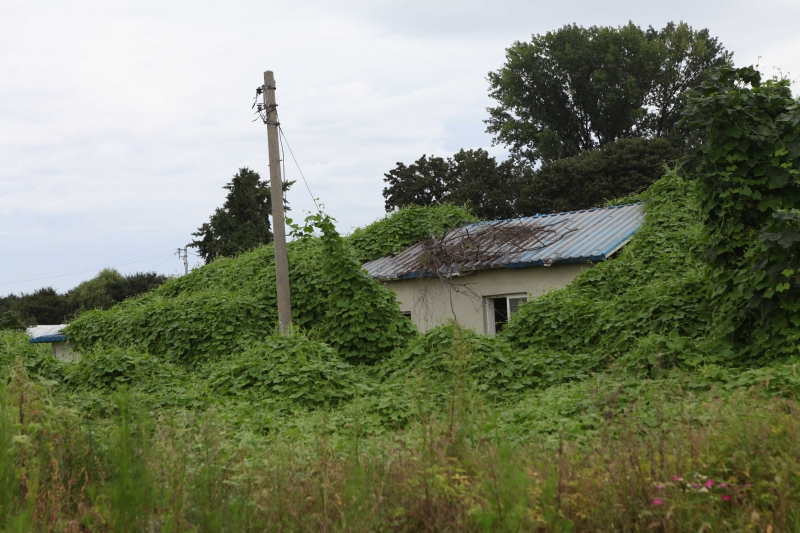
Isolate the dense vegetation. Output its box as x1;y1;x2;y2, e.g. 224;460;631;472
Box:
383;21;730;219
0;269;168;327
518;137;683;215
2;67;800;530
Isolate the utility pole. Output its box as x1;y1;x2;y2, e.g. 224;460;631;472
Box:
262;70;292;332
177;247;188;275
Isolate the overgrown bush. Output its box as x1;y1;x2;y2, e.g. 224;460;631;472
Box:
309;213;415;361
0;330;63;380
348;203;476;263
66;346;178;391
67;205;451;363
208;332;365;407
505;171;715;372
682;66;800;361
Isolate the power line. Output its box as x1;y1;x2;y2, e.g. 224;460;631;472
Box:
278;125;321;212
0;251;177;286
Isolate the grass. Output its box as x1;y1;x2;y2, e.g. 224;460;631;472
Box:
3;334;800;532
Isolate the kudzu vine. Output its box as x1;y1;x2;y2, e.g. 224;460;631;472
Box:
682;66;800;360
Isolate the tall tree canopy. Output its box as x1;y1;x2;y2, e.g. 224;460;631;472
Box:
485;21;731;165
190;167;292;264
382;149;526;220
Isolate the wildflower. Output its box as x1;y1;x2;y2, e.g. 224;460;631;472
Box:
718;482;728;488
721;495;731;501
652;498;665;506
704;479;715;489
671;476;682;481
655;484;664;490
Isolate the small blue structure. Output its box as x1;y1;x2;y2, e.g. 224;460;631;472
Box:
27;325;77;361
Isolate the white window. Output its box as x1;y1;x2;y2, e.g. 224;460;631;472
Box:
485;294;528;335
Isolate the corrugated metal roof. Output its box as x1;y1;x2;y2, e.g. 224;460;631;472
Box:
363;203;643;281
27;325;68;343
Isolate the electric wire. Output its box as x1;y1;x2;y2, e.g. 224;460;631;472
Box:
278;125;321;212
0;251;178;286
152;254;178;271
277;113;289;208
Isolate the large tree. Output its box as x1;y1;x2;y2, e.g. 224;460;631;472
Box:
382;149;526;220
485;22;731;165
191;168;292;264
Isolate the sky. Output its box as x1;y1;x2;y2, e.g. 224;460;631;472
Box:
2;0;799;294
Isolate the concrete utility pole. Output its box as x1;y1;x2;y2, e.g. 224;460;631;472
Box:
263;70;292;332
177;247;188;275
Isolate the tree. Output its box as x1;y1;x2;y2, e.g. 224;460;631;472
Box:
383;149;527;220
517;137;682;215
190;167;293;264
382;155;450;211
446;149;528;220
66;269;168;314
0;311;25;331
0;270;170;326
107;272;169;302
12;287;69;326
486;22;731;165
645;22;732;141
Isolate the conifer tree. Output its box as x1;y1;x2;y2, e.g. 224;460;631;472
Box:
191;167;292;263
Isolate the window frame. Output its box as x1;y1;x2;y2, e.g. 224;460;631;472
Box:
484;293;528;335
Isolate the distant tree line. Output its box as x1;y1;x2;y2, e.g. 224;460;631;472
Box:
383;21;731;218
0;269;168;328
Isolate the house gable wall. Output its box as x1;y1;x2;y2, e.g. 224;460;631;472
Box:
383;263;590;334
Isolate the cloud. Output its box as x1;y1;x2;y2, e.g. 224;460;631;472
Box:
1;0;798;293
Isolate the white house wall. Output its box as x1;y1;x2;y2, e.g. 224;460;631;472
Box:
383;263;590;334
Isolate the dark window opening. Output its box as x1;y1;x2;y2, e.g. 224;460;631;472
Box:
488;295;528;334
493;297;509;333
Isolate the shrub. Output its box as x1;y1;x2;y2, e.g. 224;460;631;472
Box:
207;332;365;407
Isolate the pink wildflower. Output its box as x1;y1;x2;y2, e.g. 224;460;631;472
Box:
718;482;728;488
721;495;731;501
704;479;715;489
655;484;664;490
671;476;682;481
652;498;665;506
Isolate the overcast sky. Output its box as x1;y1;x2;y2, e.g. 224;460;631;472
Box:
2;0;798;294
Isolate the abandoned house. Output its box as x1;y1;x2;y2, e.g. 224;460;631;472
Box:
27;324;78;362
363;203;644;335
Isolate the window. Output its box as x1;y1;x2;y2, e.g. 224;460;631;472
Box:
485;294;528;335
401;311;412;320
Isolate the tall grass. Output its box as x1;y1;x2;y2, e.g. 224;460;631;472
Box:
3;357;800;532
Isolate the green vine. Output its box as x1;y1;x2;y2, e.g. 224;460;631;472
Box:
681;66;800;360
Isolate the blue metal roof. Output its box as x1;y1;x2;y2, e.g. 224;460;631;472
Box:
27;325;68;344
362;203;643;281
30;334;67;343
